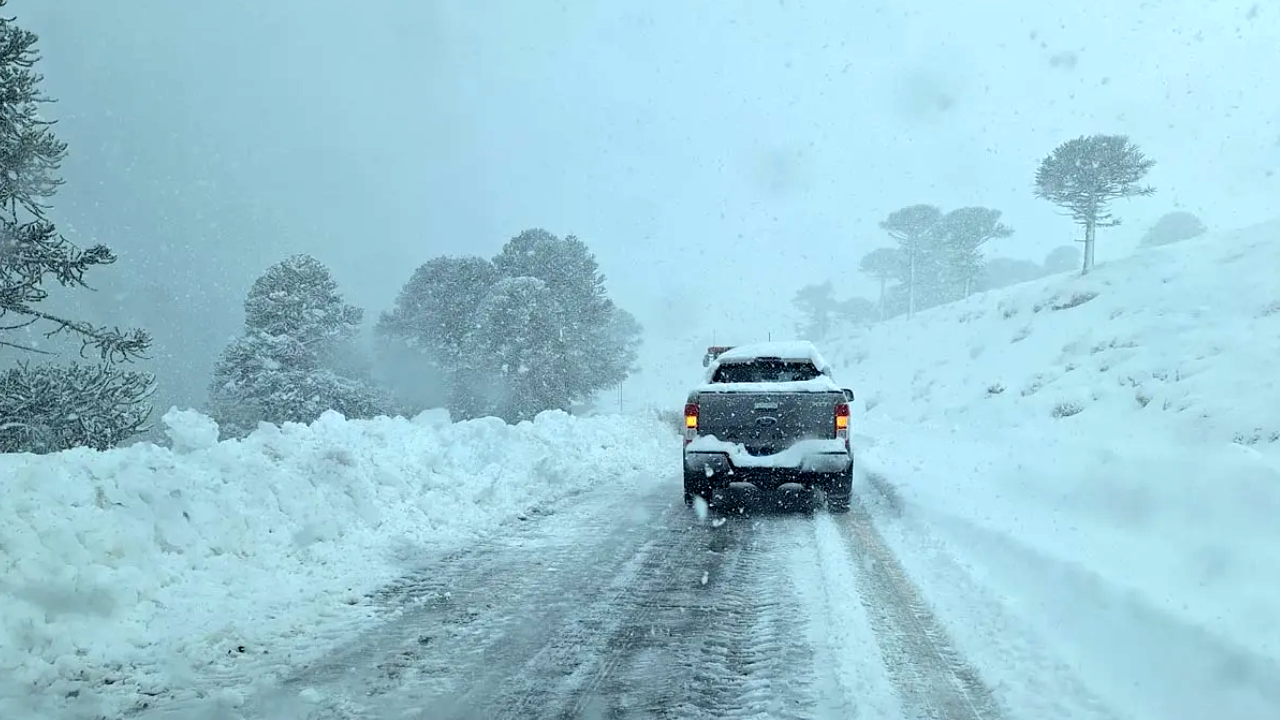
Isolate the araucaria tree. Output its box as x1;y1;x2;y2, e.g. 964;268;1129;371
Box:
934;207;1012;298
208;254;388;438
879;204;942;317
0;4;154;453
378;229;642;423
857;247;900;320
792;281;839;340
1034;134;1155;274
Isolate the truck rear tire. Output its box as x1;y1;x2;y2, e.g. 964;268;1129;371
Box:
825;467;852;513
684;470;709;506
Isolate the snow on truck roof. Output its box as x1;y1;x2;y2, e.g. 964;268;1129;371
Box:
710;341;833;372
703;341;836;386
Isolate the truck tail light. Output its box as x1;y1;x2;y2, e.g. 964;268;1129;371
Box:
684;402;699;445
835;402;850;434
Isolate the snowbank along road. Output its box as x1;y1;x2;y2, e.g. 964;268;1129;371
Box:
144;465;1017;720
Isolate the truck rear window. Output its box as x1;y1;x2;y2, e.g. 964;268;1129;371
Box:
711;360;822;384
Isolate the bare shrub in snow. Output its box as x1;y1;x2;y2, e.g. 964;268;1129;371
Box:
1232;428;1280;446
986;383;1005;396
1050;291;1099;311
1051;401;1084;418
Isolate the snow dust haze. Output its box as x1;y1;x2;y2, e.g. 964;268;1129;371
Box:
23;0;1280;413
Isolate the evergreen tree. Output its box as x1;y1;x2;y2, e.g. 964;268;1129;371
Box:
834;296;876;326
933;207;1012;299
1139;211;1206;247
1042;245;1080;274
375;256;497;419
208;254;388;438
491;228;639;409
793;281;839;340
1034;134;1155;274
0;5;154;452
858;247;901;320
879;205;942;317
461;277;563;422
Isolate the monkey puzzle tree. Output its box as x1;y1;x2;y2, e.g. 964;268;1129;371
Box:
879;204;942;317
1034;134;1155;274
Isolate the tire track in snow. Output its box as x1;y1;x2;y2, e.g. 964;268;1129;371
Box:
221;486;679;720
552;510;820;720
834;490;1006;720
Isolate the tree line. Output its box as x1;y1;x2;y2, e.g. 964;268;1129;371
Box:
0;4;1215;453
794;134;1208;336
0;6;640;452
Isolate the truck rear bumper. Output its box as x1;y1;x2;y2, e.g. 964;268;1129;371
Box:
685;450;851;488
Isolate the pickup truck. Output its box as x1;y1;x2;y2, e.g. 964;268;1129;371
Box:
682;341;853;512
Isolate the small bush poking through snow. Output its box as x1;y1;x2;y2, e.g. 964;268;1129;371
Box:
986;383;1006;396
1050;291;1100;311
1051;401;1084;418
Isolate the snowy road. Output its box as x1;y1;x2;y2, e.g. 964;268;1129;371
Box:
137;465;1280;720
176;477;1006;720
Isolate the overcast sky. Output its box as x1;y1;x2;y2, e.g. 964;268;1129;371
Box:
22;0;1280;406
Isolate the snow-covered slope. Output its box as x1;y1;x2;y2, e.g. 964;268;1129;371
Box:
0;408;671;718
826;220;1280;717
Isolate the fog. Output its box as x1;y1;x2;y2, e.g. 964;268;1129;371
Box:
22;0;1279;411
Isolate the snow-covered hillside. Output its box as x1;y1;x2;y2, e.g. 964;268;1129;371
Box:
0;408;672;718
826;220;1280;717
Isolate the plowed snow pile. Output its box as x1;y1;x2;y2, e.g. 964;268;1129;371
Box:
0;408;672;718
828;220;1280;717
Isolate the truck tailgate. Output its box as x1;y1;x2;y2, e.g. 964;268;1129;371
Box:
696;391;838;454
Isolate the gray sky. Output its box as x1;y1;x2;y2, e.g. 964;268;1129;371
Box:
22;0;1280;406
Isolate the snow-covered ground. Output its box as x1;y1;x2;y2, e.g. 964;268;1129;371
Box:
826;219;1280;717
0;407;672;718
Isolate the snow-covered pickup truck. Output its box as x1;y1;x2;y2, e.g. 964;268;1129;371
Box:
683;341;854;512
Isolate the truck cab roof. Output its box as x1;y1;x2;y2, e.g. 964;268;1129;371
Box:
705;341;833;376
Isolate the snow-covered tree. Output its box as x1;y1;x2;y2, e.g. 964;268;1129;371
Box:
0;362;153;453
834;296;876;326
1042;245;1081;275
0;5;154;452
461;277;563;422
858;247;900;320
981;257;1044;291
491;228;641;411
879;204;942;317
1139;210;1206;247
208;254;388;438
1034;134;1155;274
933;207;1012;299
793;281;840;340
375;255;497;418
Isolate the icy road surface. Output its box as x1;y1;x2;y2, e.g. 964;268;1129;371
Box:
140;471;1280;720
